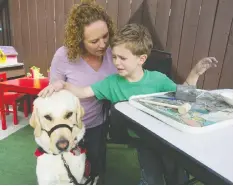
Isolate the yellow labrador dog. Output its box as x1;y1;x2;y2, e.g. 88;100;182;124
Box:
30;90;94;185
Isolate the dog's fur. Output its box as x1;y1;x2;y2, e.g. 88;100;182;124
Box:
30;90;88;184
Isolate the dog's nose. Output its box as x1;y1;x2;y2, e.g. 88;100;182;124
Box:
56;137;69;151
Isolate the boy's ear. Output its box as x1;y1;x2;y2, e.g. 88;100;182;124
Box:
139;54;148;65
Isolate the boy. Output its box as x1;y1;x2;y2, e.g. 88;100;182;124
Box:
39;24;217;184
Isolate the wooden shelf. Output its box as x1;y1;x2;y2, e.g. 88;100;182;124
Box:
0;63;25;79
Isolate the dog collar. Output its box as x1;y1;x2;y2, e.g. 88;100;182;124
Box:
34;147;46;157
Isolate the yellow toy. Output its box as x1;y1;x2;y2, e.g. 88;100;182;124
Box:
0;49;7;64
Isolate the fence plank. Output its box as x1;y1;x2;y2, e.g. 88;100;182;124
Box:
154;0;171;50
74;0;81;5
175;0;202;83
28;0;39;67
19;0;31;72
5;2;12;45
36;0;48;75
203;0;233;89
191;0;218;89
64;0;74;21
96;0;107;9
129;0;144;24
8;0;14;46
8;0;23;61
106;0;118;26
117;0;131;28
2;8;9;45
142;0;159;48
55;0;65;50
46;0;56;67
0;7;6;45
166;0;186;81
218;19;233;88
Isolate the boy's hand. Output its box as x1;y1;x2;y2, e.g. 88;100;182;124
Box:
38;80;65;98
192;57;218;76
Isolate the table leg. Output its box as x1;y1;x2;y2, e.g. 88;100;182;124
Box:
0;86;6;130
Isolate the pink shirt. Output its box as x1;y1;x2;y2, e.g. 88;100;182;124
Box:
50;46;117;129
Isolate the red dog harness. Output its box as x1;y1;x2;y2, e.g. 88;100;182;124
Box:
34;146;91;178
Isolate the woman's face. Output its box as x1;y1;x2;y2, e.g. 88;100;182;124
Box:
83;20;109;57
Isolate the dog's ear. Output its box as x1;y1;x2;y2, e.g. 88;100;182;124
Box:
29;106;42;137
76;98;85;129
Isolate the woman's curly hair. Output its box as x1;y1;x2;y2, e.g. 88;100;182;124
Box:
64;0;116;61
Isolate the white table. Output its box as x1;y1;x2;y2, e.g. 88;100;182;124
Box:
113;101;233;184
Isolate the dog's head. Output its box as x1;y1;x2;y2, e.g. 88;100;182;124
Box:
30;90;85;155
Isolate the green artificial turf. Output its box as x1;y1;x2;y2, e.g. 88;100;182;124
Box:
0;126;140;185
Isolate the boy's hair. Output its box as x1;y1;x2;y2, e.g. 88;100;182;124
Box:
110;23;153;56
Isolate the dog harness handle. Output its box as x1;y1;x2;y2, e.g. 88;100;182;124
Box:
61;154;79;185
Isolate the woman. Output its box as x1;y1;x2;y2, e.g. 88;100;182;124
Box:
44;0;117;183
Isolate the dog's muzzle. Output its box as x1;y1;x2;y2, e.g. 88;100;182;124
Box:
42;124;74;151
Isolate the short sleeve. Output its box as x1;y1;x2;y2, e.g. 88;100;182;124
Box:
160;75;177;92
49;47;67;83
91;75;114;101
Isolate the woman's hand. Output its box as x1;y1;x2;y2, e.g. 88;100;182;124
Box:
38;80;65;98
192;57;218;76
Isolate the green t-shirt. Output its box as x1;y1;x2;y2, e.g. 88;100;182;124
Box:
91;70;176;103
91;70;176;138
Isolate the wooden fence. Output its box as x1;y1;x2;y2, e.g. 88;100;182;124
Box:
8;0;233;89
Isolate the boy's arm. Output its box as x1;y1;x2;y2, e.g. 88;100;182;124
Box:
184;57;218;86
184;71;199;86
64;82;94;98
65;74;113;100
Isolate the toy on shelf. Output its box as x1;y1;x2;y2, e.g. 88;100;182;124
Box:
0;46;18;65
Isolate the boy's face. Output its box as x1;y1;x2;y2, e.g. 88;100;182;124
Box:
112;44;146;78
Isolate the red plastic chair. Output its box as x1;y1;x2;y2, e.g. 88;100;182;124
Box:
0;72;28;127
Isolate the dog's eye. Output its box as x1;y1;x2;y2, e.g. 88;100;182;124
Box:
65;112;73;119
44;114;52;121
